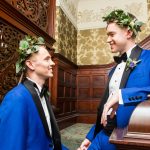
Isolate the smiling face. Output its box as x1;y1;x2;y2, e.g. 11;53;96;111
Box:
106;22;130;54
25;46;55;81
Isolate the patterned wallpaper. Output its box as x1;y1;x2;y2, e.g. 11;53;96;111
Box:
54;6;77;64
77;0;150;65
137;0;150;42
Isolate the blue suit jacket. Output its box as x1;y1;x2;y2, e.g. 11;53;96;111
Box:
0;83;68;150
117;48;150;128
87;46;150;141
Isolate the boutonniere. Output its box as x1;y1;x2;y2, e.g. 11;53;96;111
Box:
126;58;141;71
47;91;51;96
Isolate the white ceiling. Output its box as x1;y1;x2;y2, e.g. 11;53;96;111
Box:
56;0;148;30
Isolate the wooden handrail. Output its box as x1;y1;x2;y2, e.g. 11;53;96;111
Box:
110;99;150;150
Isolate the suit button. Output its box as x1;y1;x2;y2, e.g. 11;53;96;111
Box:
135;96;139;100
137;96;141;99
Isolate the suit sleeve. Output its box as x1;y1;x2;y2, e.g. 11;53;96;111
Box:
0;91;28;150
121;86;150;105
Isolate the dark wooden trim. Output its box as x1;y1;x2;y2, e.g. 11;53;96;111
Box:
139;35;150;46
54;53;78;68
78;63;115;69
48;0;56;38
57;114;78;130
0;0;55;47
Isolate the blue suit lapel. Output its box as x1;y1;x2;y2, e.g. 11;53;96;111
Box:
23;79;51;138
120;45;143;88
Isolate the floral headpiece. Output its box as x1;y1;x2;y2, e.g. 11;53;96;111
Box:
102;9;144;36
16;35;45;74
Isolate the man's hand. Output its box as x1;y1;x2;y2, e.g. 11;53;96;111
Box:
101;91;119;126
77;138;91;150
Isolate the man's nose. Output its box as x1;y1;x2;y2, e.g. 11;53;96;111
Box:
107;36;112;43
50;60;55;66
107;36;111;43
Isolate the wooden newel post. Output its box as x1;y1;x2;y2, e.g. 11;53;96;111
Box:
109;99;150;150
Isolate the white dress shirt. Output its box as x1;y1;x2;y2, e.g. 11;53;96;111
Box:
26;77;52;136
108;45;136;105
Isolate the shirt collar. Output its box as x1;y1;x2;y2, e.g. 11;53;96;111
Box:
26;77;42;92
126;44;137;58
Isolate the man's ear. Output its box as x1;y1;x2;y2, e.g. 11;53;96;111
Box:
25;60;35;70
127;29;133;39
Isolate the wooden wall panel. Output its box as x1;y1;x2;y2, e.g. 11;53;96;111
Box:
51;53;78;129
77;114;97;124
77;64;114;123
92;75;105;87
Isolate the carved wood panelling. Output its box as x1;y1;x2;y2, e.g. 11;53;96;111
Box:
0;19;24;101
1;0;55;47
5;0;50;32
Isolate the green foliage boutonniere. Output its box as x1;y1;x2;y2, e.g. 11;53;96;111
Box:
126;58;141;71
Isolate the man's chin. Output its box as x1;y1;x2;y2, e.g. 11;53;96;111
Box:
111;49;117;53
43;74;53;79
48;74;53;78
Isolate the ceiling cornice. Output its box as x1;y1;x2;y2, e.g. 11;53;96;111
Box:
57;0;148;31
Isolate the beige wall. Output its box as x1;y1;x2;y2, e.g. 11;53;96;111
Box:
54;6;77;64
77;0;150;65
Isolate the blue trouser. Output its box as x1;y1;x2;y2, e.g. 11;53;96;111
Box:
88;130;116;150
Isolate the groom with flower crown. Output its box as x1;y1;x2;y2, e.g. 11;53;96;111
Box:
0;35;68;150
78;9;150;150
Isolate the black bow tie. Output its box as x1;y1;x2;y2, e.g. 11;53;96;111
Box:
34;84;48;98
113;52;127;64
40;85;48;98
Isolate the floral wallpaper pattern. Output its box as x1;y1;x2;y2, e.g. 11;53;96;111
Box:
54;6;77;64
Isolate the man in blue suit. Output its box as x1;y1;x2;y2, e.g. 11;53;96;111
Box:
78;9;150;150
0;35;68;150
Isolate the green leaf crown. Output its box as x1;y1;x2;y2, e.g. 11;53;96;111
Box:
16;35;45;74
102;9;144;36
